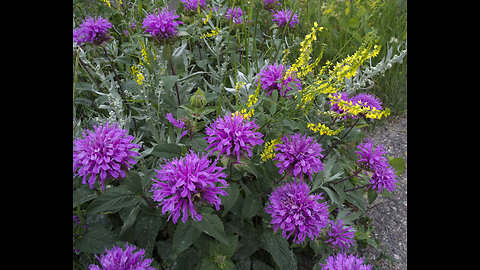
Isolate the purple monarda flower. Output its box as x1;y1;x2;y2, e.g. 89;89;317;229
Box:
272;8;299;28
370;163;397;194
204;113;264;162
319;253;373;270
273;133;324;181
73;123;141;190
73;16;112;45
151;151;228;224
325;219;356;252
180;0;206;11
89;244;155;270
257;63;302;97
355;138;397;194
265;181;329;244
350;93;383;111
355;137;388;171
225;7;243;24
142;8;183;40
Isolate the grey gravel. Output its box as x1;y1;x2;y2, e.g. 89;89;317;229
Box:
357;114;407;269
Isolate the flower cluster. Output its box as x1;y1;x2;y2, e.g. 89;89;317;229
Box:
73;16;112;46
319;253;373;270
260;137;282;161
273;133;324;181
142;8;183;40
73;123;141;190
204;113;264;162
150;151;228;224
272;8;299;28
225;7;243;24
328;92;390;120
258;63;302;97
355;138;397;193
265;181;329;244
89;244;155;270
325;219;356;252
306;122;344;136
180;0;206;11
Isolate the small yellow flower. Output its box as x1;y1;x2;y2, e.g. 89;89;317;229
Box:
260;137;282;161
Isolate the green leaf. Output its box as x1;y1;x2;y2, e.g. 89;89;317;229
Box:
86;186;141;215
73;185;97;208
388;156;406;176
135;213;163;254
119;203;141;238
172;221;202;258
241;193;262;220
260;230;297;270
124;171;144;195
75;225;117;254
151;143;183;159
161;75;179;92
222;182;239;217
192;211;230;246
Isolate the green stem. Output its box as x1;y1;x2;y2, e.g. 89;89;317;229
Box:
165;42;181;106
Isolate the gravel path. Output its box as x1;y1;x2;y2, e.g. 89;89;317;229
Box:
358;114;407;269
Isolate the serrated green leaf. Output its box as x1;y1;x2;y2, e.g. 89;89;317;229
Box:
222;182;239;217
260;230;297;270
135;214;163;254
151;143;183;159
172;221;201;258
86;186;141;215
192;211;230;246
75;225;117;254
388;156;406;176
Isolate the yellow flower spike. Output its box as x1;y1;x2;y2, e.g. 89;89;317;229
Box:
260;137;282;161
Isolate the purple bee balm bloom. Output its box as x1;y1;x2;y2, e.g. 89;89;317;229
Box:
369;162;397;194
181;0;206;11
329;92;349;115
142;8;183;40
272;8;299;28
257;63;302;97
355;138;388;171
89;244;155;270
151;151;228;224
73;16;112;45
73;123;141;190
263;0;281;9
204;113;264;162
265;181;329;244
273;133;324;182
319;253;373;270
225;7;244;24
349;93;383;119
325;219;356;252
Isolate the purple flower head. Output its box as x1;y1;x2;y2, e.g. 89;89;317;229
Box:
73;16;112;45
180;0;206;11
325;219;356;252
265;181;329;244
272;8;299;28
329;92;349;116
370;163;397;194
89;244;154;270
73;123;141;190
355;137;388;171
257;63;302;97
355;138;397;193
204;113;264;162
142;8;183;40
263;0;281;9
151;151;228;224
319;253;373;270
349;93;383;119
225;7;244;24
273;133;324;181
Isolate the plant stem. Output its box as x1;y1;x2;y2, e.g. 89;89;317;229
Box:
322;117;360;160
344;184;370;193
333;169;362;185
165;42;181;106
142;194;156;210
